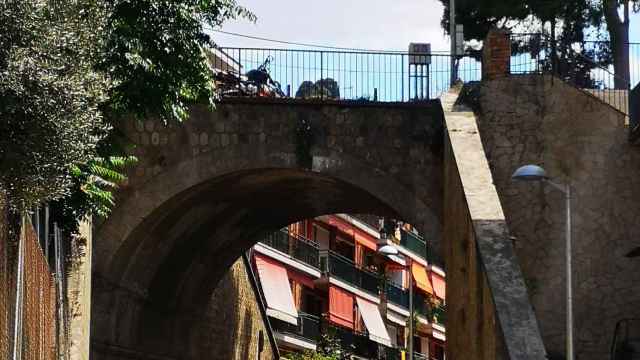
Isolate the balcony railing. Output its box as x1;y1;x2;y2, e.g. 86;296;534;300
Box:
320;251;380;295
386;281;409;309
433;304;446;326
400;229;445;268
414;293;430;319
329;325;379;359
271;312;321;343
260;229;320;269
400;230;427;260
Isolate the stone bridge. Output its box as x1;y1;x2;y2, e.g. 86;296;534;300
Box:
71;30;640;360
91;99;452;359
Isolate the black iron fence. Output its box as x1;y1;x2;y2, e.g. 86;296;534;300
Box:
386;281;409;309
271;312;321;343
212;47;481;102
510;34;631;118
320;250;380;295
260;229;320;269
328;324;379;359
400;230;426;260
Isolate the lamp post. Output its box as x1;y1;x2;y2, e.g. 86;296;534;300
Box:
378;244;413;360
512;165;573;360
449;0;456;85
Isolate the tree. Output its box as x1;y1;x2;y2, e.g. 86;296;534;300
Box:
438;0;639;87
54;0;256;231
102;0;255;123
0;0;255;232
0;0;111;210
601;0;637;88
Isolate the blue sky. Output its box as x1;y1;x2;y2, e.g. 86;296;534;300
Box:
214;0;640;50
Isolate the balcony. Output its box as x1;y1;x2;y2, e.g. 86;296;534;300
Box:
400;230;427;260
260;229;320;269
271;312;321;344
329;325;379;359
433;304;446;326
320;250;380;295
400;229;445;268
386;282;409;309
413;293;429;319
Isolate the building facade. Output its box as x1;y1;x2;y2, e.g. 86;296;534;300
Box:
250;214;446;359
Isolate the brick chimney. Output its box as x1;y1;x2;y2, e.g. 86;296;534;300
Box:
483;29;511;80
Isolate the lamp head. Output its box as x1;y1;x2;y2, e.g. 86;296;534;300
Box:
378;244;399;256
512;165;549;182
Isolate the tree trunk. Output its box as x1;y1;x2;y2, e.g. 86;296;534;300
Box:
604;0;631;89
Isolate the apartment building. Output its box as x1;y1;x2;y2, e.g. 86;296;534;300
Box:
250;214;446;359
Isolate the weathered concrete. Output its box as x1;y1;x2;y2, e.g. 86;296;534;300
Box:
91;100;445;359
442;88;547;360
478;75;640;360
67;219;93;360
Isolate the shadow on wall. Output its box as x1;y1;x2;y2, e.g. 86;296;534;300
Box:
191;262;240;359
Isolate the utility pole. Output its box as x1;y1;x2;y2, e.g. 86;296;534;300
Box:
449;0;457;84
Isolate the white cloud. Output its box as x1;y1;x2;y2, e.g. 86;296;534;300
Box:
215;0;450;52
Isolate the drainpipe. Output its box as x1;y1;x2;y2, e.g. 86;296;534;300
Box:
243;251;280;359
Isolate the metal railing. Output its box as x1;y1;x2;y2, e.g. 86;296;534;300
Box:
400;229;427;260
510;34;631;119
271;312;321;343
260;229;320;269
328;324;379;359
386;281;409;309
414;292;430;319
213;47;481;102
433;304;446;326
320;250;380;295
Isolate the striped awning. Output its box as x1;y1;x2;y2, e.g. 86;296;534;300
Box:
255;255;299;325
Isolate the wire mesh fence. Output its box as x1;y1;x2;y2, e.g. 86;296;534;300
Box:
4;205;67;360
211;47;481;102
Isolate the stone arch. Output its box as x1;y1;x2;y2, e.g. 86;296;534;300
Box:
91;102;444;359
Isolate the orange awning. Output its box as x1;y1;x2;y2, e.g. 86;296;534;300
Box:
254;255;299;325
411;263;434;295
431;273;446;300
355;233;377;251
329;286;354;329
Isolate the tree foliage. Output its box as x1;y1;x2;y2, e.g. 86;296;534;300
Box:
438;0;638;85
102;0;255;123
1;0;255;232
0;0;111;210
287;332;352;360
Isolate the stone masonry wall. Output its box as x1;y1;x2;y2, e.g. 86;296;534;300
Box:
190;257;276;360
442;88;546;360
443;139;508;360
91;100;445;359
478;75;640;359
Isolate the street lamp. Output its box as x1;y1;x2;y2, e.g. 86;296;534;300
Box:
512;164;573;360
377;243;414;360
